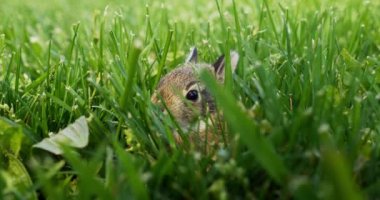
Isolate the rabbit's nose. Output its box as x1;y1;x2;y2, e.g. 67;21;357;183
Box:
151;98;162;110
156;105;165;112
162;109;168;115
151;94;158;104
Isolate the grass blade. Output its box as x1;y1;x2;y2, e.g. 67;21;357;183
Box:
200;70;289;184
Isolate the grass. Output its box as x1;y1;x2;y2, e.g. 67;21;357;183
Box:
1;0;380;199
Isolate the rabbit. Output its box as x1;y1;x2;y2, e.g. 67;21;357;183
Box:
151;47;239;152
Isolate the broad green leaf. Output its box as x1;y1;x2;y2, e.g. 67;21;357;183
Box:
0;117;24;157
1;153;37;200
0;117;35;199
33;116;89;155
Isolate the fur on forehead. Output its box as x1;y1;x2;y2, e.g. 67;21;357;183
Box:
156;63;213;89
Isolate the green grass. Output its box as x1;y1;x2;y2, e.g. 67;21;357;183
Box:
1;0;380;199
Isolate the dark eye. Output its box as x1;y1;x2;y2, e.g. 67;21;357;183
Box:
186;90;198;101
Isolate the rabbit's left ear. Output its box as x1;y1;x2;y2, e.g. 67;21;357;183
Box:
185;47;198;63
213;51;239;81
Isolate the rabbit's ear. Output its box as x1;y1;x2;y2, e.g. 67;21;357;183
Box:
213;51;239;81
185;47;198;63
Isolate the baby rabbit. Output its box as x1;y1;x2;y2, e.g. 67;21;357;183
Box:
151;47;239;150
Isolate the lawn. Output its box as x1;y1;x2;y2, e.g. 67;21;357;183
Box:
1;0;380;199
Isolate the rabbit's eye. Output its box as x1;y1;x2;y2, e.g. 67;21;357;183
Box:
186;90;199;101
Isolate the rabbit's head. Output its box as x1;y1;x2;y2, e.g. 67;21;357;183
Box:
151;48;239;128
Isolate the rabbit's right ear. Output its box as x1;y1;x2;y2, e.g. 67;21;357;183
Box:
185;47;198;63
213;51;239;82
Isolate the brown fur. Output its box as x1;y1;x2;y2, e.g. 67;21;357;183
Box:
151;49;239;153
152;63;215;127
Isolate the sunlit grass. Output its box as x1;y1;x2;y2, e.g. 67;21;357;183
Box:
1;0;380;199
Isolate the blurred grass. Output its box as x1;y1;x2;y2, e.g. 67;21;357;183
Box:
1;0;380;199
